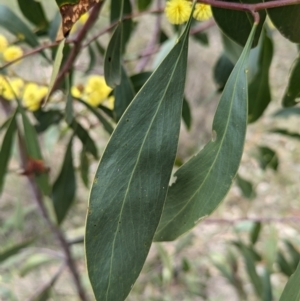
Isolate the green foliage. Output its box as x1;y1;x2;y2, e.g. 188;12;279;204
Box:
0;0;300;300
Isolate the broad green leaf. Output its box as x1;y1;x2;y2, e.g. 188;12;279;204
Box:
0;240;33;263
248;30;273;123
130;72;152;92
267;5;300;43
212;0;265;47
52;136;76;224
44;39;66;105
261;268;273;301
154;24;257;242
213;53;234;91
114;66;135;121
86;13;192;301
76;98;114;134
20;108;50;195
0;4;41;49
0;112;16;194
236;174;256;199
282;56;300;107
17;0;48;29
104;24;123;88
279;261;300;301
72;121;99;158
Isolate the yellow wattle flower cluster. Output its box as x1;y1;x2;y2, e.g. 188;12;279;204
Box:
71;12;89;33
71;75;114;109
0;75;48;111
0;34;23;62
165;0;212;24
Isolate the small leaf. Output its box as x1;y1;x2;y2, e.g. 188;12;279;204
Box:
72;120;99;158
257;146;278;171
44;39;66;105
284;240;300;270
154;24;257;242
279;261;300;301
85;45;97;74
267;4;300;43
52;136;76;224
34;110;63;133
86;14;193;301
17;0;48;29
19;254;55;277
137;0;152;11
248;30;274;123
104;23;123;88
282;56;300;107
236;174;256;199
80;147;89;187
182;98;192;130
0;240;33;263
271;129;300;140
114;66;135;121
213;53;234;91
212;0;265;47
0;112;17;194
65;77;74;125
273;107;300;118
277;251;294;277
250;222;261;245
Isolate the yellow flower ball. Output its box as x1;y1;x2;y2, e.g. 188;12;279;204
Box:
0;34;8;52
104;96;115;110
71;85;83;98
23;83;48;111
3;45;23;62
165;0;192;25
84;75;112;107
0;76;24;101
193;4;212;21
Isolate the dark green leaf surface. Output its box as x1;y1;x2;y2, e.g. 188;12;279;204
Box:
257;146;278;170
284;240;300;270
182;98;192;130
282;56;300;107
212;0;265;47
52;137;76;224
279;261;300;301
85;45;97;74
267;4;300;43
17;0;48;29
86;15;192;301
104;24;122;88
213;53;234;91
34;110;63;133
277;251;294;277
248;30;273;123
114;66;135;121
0;112;16;194
80;147;89;187
130;72;152;92
0;4;41;48
138;0;152;11
65;78;74;125
154;25;257;242
250;222;261;245
236;174;256;199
